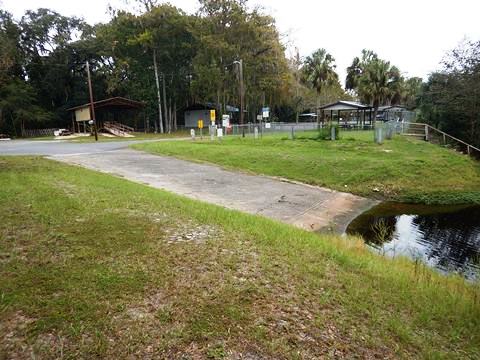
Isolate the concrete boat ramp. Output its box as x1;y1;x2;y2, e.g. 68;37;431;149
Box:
50;148;375;233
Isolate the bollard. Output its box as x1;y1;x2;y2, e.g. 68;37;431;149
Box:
254;126;259;139
385;126;393;140
374;126;384;144
190;128;195;141
330;126;336;141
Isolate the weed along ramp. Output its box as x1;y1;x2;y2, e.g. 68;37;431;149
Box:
51;149;375;232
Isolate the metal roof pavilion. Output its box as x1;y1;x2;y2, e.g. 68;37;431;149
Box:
318;100;374;126
66;97;144;112
318;100;372;111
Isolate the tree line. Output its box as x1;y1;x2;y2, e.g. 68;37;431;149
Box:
418;40;480;147
0;0;478;146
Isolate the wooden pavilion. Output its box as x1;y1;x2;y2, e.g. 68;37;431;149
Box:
67;97;145;133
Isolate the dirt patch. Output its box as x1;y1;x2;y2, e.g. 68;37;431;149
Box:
0;311;36;358
165;222;223;244
106;208;168;223
53;180;79;198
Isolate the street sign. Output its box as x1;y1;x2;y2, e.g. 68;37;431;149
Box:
265;122;271;129
210;109;216;123
222;114;230;127
217;128;223;137
262;107;270;119
256;115;263;121
198;119;204;129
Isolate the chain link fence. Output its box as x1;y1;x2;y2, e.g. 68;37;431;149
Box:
226;121;375;138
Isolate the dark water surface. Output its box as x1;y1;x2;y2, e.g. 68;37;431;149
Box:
346;203;480;280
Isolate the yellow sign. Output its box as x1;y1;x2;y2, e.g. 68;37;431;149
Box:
210;109;216;122
198;119;204;129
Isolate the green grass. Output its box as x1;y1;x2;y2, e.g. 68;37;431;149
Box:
1;156;479;358
132;131;480;205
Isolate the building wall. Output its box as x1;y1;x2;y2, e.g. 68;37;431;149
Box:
184;110;211;128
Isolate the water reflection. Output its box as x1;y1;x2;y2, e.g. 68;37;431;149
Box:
346;203;480;280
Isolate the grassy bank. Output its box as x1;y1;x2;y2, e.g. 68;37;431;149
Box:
132;131;480;204
1;157;479;358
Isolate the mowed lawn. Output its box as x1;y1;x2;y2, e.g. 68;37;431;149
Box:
0;157;479;358
132;131;480;204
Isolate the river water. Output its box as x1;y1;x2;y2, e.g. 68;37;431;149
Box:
346;203;480;280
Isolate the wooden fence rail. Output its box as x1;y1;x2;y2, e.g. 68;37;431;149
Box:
425;124;480;156
390;121;480;159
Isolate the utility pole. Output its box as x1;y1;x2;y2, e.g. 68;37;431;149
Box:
153;49;164;133
86;61;98;141
238;59;245;125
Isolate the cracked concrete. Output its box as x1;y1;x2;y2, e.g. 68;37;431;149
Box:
51;149;375;232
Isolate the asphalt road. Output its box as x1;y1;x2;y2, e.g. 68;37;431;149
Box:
0;139;160;156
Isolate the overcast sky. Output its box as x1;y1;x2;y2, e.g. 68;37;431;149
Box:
3;0;480;84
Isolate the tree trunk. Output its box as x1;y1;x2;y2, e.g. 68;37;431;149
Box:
20;118;25;137
174;101;177;131
162;73;168;133
152;49;163;133
10;113;17;137
168;98;172;134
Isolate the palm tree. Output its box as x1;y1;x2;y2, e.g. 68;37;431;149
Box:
358;59;402;125
346;49;378;91
302;48;339;104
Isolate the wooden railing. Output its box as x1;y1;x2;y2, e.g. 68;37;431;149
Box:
425;124;480;157
394;121;480;159
103;122;134;137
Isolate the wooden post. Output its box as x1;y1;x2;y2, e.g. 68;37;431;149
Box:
86;61;98;141
239;59;244;126
467;145;471;155
443;133;446;145
425;125;429;141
